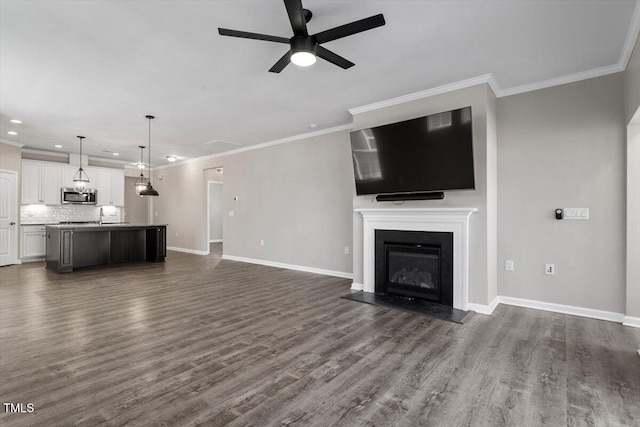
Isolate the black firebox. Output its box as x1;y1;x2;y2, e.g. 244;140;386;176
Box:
375;230;453;307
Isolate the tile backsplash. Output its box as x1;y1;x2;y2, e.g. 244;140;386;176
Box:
21;204;121;224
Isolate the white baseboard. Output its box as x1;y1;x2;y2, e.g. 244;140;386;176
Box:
468;295;500;315
19;257;44;263
166;246;210;256
209;239;223;243
351;282;364;291
622;316;640;329
498;296;625;324
221;254;353;280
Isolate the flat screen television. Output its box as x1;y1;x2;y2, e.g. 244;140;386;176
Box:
350;106;475;196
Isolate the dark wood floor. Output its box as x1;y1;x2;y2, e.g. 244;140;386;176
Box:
1;244;639;426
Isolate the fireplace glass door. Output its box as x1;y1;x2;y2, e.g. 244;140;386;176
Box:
385;244;440;302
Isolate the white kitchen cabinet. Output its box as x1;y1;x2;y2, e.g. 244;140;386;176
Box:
21;160;61;205
21;225;47;260
97;168;124;206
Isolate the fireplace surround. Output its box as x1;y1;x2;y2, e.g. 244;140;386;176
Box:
356;208;477;311
375;229;454;306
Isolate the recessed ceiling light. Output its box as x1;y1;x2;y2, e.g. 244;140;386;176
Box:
113;153;119;156
54;144;63;148
10;119;22;124
7;131;17;135
137;163;146;169
166;155;177;162
309;123;317;128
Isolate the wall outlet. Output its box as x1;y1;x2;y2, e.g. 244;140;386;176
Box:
545;264;555;275
260;239;264;246
175;232;179;237
344;246;350;255
229;210;234;217
505;260;514;271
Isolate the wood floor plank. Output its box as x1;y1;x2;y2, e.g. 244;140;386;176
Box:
1;244;638;426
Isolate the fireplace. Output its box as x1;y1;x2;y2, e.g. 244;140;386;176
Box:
356;208;477;311
375;230;453;306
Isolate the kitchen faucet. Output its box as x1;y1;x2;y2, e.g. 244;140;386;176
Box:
99;207;103;225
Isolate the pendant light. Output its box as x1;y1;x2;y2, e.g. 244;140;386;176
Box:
72;136;90;193
134;145;148;195
139;115;159;196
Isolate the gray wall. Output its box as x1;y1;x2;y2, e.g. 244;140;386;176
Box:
0;143;21;172
208;182;223;241
625;35;640;124
497;73;626;313
124;176;149;224
152;129;353;274
351;84;496;306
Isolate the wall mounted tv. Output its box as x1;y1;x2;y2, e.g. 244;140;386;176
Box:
350;106;475;197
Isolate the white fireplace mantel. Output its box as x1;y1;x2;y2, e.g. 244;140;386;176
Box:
355;207;477;311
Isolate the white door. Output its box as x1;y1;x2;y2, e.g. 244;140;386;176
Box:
0;171;18;266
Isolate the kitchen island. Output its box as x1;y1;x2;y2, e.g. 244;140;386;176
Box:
46;223;166;273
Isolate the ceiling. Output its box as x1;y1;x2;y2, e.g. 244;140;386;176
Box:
1;0;638;167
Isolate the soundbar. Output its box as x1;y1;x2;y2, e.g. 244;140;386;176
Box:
376;192;445;202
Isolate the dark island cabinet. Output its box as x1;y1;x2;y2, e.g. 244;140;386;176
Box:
46;224;167;273
146;226;166;262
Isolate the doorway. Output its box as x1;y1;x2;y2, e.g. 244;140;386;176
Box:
205;167;223;256
0;170;18;266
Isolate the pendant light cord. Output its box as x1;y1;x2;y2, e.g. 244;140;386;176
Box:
147;116;153;180
78;136;84;170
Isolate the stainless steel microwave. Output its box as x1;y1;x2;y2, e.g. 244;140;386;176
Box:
61;187;97;205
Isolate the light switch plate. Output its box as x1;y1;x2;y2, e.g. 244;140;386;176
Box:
563;208;589;220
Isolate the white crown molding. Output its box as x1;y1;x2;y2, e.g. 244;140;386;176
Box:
222;254;353;280
620;0;640;70
348;74;499;116
154;123;353;171
1;138;25;148
497;63;626;97
21;148;68;158
87;156;132;166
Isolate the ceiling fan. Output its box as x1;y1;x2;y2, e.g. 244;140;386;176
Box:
218;0;385;73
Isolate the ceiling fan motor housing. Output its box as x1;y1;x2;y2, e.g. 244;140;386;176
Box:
291;35;316;56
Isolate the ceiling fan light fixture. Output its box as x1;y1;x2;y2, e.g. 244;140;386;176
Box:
290;36;317;67
291;51;316;67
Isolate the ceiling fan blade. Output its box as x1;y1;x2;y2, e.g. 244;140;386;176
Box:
218;28;290;44
314;14;385;44
316;46;355;69
284;0;308;36
269;51;292;73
